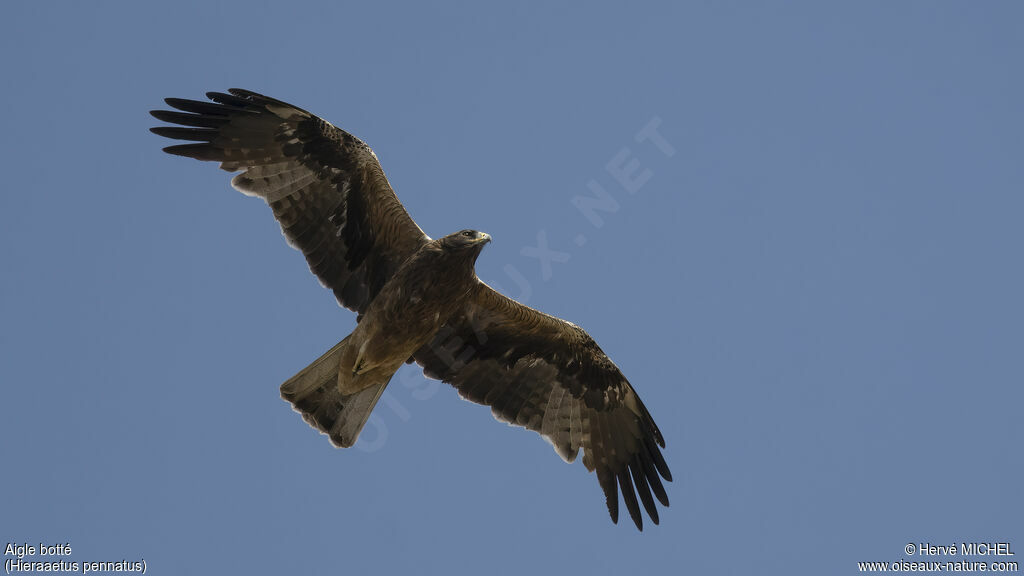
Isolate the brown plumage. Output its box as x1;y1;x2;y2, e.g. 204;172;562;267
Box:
150;89;671;530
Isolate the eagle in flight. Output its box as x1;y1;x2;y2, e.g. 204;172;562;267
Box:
150;89;671;530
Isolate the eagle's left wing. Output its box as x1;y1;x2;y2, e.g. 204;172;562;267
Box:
413;282;671;530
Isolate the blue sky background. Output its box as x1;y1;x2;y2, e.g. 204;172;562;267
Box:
2;2;1021;574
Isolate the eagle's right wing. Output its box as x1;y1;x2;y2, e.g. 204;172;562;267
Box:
150;89;430;316
413;282;671;530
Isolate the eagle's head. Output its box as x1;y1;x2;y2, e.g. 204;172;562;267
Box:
442;229;491;250
440;229;491;263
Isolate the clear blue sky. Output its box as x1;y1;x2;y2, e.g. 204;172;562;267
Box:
2;2;1021;574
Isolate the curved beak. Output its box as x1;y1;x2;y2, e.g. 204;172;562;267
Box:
476;232;492;244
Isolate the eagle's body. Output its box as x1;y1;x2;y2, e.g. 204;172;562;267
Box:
336;232;488;395
151;89;672;530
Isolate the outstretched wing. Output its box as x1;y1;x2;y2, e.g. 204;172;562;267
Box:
150;89;430;316
413;283;671;530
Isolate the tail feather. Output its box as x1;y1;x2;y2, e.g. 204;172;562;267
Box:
280;337;391;448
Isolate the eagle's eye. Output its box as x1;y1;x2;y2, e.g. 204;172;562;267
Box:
462;231;474;238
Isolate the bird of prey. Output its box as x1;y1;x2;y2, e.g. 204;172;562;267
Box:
150;89;671;530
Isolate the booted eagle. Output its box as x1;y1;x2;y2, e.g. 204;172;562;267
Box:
150;89;671;530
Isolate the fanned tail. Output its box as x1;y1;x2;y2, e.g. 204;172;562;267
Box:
280;337;391;448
